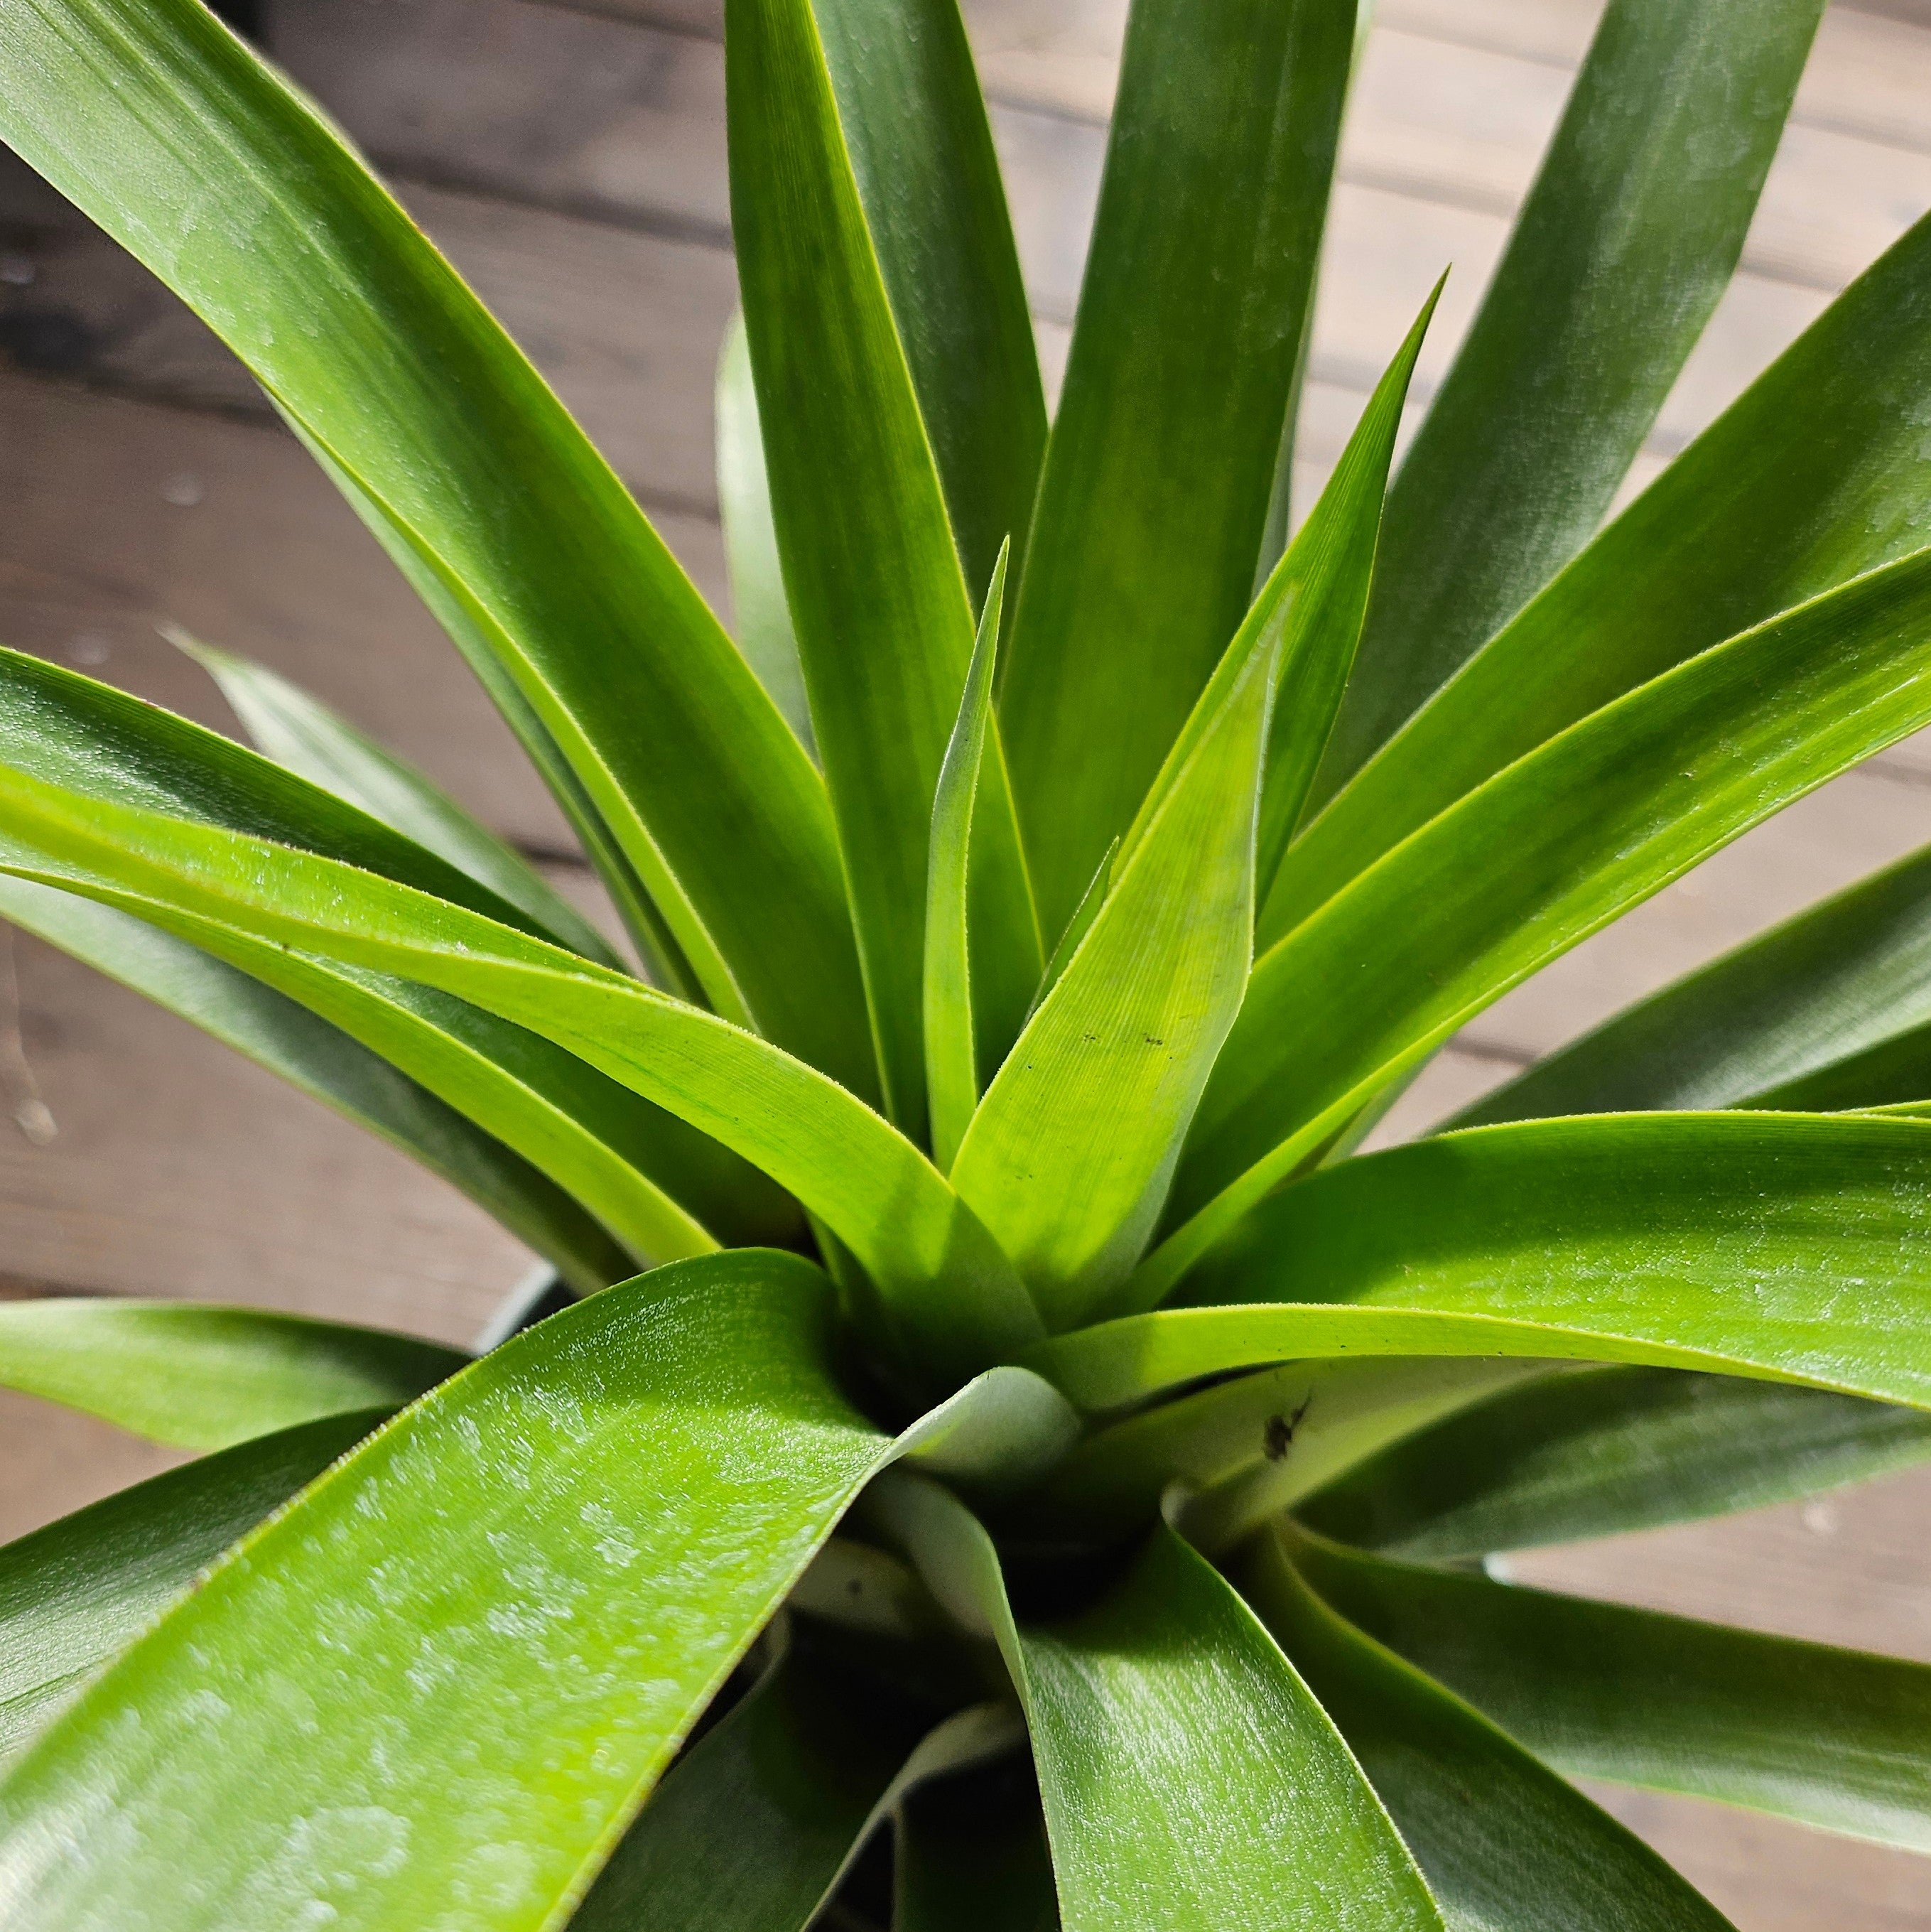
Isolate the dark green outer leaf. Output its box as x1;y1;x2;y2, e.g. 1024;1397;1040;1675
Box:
1269;208;1931;945
1459;837;1931;1125
1164;546;1931;1279
1243;1533;1734;1932
1294;1533;1931;1853
0;765;1042;1381
0;874;629;1293
0;1300;460;1450
716;313;817;757
728;0;1039;1135
0;1410;388;1762
894;1750;1059;1932
1299;1366;1931;1562
1324;0;1825;787
813;0;1045;602
0;1256;892;1930
0;0;873;1085
1032;1113;1931;1413
570;1628;934;1932
867;1478;1443;1932
998;0;1354;938
175;634;620;968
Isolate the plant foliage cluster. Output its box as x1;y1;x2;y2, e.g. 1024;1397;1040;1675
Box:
0;0;1927;1924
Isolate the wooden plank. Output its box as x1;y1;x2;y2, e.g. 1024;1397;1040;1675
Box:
1345;25;1931;294
266;0;733;242
0;368;725;853
0;927;528;1347
6;0;1907;510
960;0;1931;158
0;158;740;516
1594;1783;1931;1932
1513;1464;1931;1926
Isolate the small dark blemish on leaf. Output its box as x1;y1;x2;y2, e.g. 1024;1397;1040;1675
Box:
1262;1396;1311;1462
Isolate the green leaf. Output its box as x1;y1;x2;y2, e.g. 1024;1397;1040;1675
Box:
997;0;1355;938
0;1300;459;1450
572;1624;1001;1932
867;1477;1443;1932
1020;1527;1443;1931
0;0;875;1086
1022;1357;1550;1551
171;630;622;969
0;662;798;1259
1294;1531;1931;1854
1459;837;1931;1125
0;873;629;1294
0;1258;1062;1930
1027;837;1117;1023
717;312;817;758
1270;208;1931;945
0;1256;877;1928
1164;545;1931;1283
1299;1366;1931;1563
1324;0;1826;788
0;762;1041;1383
727;0;1039;1134
811;0;1045;602
0;1409;387;1761
1243;1532;1733;1932
1035;1113;1931;1413
948;601;1277;1327
1255;279;1441;905
894;1753;1059;1932
0;648;540;937
926;543;1010;1172
896;1364;1081;1498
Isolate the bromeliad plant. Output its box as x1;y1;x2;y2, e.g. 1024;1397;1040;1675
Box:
1;0;1931;1922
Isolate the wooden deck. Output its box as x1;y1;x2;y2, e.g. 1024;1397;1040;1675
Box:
1;1;1930;1918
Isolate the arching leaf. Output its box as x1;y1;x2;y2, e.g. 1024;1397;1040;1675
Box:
0;1300;458;1450
1298;1366;1931;1562
1295;1532;1931;1853
1243;1533;1733;1931
0;874;629;1293
0;763;1041;1384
